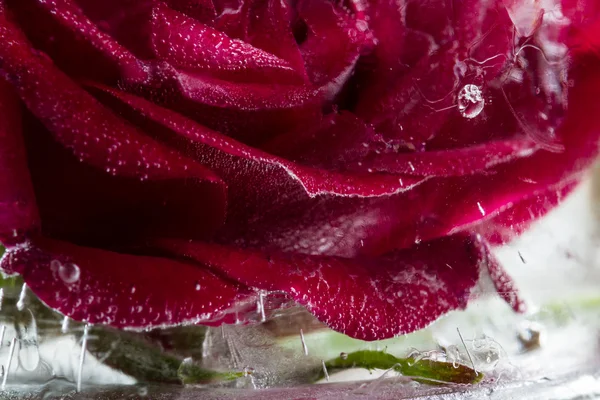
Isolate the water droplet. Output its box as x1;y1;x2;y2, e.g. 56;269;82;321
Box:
195;282;202;291
58;262;80;284
340;352;348;360
138;386;148;396
457;84;484;119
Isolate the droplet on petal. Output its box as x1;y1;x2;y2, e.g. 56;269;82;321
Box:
457;84;485;119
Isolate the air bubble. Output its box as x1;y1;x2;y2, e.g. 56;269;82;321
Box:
457;84;484;119
59;262;80;284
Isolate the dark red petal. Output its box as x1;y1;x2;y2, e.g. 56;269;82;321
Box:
124;63;321;145
356;1;512;146
150;3;303;84
23;116;226;245
0;10;227;243
89;83;425;198
164;0;217;23
351;0;407;111
158;234;486;341
0;237;251;328
475;180;578;245
243;0;307;77
472;235;527;313
228;52;600;258
0;79;39;245
71;0;157;59
264;111;538;176
0;11;214;182
212;0;249;39
298;0;370;97
9;0;148;81
2;0;143;83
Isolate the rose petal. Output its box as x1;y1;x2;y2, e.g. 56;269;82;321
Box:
158;234;486;341
7;0;148;82
263;111;539;176
124;63;322;145
22;115;226;245
298;0;371;98
88;83;426;199
0;237;251;328
0;11;215;182
150;3;303;84
164;0;217;23
0;10;227;243
356;1;513;147
475;180;578;245
477;236;526;313
221;55;600;258
0;79;39;245
243;0;307;77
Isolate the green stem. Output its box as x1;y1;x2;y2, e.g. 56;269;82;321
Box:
321;350;482;384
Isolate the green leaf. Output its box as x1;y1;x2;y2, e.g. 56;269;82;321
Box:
82;325;184;384
177;359;248;385
321;350;482;385
82;325;247;386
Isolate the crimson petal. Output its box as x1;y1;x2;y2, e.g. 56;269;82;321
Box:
243;0;307;77
0;79;39;245
157;234;486;341
150;3;303;84
264;111;538;176
10;0;148;82
124;63;322;145
0;9;227;243
0;237;250;328
0;10;217;182
228;54;600;258
478;237;526;313
164;0;217;23
298;0;370;98
89;83;426;198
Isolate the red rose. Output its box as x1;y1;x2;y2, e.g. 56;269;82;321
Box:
0;0;598;340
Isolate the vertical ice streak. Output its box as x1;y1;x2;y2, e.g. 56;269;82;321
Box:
457;327;478;375
61;316;70;334
0;288;4;311
77;324;89;392
321;360;330;381
257;292;266;322
16;283;27;311
1;338;17;390
300;329;309;356
0;326;5;348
